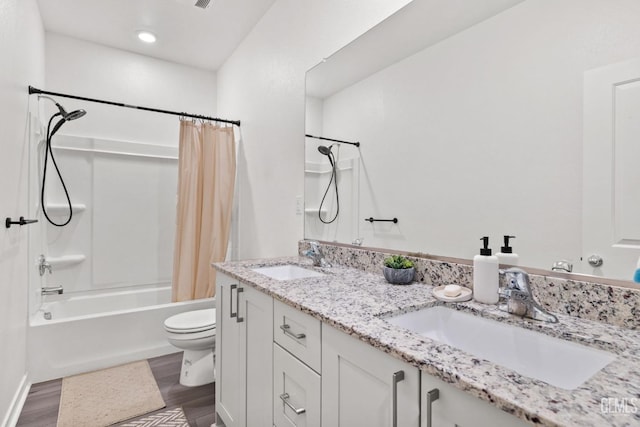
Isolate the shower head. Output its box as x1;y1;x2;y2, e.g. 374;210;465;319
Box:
318;145;333;155
64;109;86;121
39;95;87;121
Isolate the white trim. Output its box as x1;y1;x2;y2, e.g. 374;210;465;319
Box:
1;373;30;427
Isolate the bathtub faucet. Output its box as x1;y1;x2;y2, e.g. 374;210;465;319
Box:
42;285;63;295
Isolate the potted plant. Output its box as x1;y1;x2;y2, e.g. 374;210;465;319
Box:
383;255;415;285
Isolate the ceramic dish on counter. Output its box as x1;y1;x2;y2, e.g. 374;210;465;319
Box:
432;284;472;302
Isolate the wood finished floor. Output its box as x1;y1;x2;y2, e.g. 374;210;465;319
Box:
16;352;215;427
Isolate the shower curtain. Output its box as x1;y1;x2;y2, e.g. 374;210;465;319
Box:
172;120;236;302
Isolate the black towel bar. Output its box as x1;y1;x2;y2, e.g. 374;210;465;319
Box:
365;217;398;224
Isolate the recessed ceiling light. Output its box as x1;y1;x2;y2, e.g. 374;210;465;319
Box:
137;31;157;44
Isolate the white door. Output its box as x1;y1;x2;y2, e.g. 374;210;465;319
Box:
322;325;420;427
583;57;640;283
241;285;274;427
216;275;244;427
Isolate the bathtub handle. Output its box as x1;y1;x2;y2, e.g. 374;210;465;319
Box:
230;284;238;319
236;287;244;323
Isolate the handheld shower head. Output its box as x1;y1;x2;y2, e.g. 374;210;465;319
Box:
64;109;86;121
318;145;332;155
39;95;87;121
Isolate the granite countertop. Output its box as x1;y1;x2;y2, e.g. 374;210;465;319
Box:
214;257;640;427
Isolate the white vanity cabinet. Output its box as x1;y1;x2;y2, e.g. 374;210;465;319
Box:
216;272;273;427
420;371;530;427
322;325;421;427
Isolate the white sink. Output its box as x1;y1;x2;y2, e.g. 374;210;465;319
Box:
385;306;615;390
252;264;325;281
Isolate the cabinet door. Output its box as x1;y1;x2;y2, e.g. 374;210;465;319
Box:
241;285;274;427
273;344;321;427
421;371;529;427
216;273;244;427
322;325;420;427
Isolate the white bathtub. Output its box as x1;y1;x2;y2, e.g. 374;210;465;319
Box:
28;285;214;383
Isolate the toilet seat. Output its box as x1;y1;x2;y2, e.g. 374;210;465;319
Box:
164;308;216;334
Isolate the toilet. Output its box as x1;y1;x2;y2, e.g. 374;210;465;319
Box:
164;308;216;387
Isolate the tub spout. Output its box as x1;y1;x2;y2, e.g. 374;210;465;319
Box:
42;286;63;295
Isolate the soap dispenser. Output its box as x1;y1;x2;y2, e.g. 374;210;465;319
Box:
496;235;519;266
473;237;499;304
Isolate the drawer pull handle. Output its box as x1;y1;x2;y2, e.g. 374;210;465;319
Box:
426;388;440;427
280;324;306;340
280;393;306;415
392;370;405;427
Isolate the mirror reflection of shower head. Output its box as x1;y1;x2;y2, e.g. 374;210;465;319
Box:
317;145;332;155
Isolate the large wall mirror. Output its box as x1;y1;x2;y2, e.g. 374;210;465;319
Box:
304;0;640;284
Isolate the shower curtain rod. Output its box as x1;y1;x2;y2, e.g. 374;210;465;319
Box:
305;134;360;147
28;86;241;127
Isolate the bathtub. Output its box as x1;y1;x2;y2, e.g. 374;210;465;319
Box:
27;285;214;383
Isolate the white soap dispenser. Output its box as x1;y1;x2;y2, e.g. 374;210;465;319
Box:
496;235;519;266
473;236;499;304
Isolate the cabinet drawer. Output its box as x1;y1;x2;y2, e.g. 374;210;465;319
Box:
274;300;321;373
274;344;321;427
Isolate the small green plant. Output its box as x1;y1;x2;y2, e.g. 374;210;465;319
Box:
383;255;414;269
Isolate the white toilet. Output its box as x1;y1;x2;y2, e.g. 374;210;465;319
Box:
164;308;216;387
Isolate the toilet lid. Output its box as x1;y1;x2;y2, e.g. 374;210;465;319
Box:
164;308;216;333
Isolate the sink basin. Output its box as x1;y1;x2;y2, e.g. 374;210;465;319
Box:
385;306;615;390
252;264;325;281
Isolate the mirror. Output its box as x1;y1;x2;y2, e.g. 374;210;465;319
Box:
304;0;640;283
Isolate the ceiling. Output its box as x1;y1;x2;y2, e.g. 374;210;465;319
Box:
36;0;276;71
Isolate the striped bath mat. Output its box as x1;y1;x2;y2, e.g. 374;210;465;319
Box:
117;407;190;426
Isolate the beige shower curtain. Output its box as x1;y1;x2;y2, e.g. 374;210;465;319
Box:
172;120;236;302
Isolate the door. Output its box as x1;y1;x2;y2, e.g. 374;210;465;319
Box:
241;285;274;427
322;325;420;427
583;58;640;282
216;273;244;427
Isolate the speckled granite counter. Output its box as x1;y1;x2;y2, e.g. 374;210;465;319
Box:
214;257;640;427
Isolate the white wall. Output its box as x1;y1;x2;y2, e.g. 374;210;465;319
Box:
44;33;217;145
316;0;640;272
216;0;412;259
0;0;45;424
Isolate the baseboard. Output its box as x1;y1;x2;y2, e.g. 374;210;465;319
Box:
1;373;30;427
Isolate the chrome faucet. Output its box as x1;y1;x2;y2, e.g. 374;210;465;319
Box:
41;285;63;295
498;268;558;323
551;259;573;273
303;241;331;267
38;254;52;276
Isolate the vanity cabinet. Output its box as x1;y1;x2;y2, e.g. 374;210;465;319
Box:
420;371;529;427
216;272;273;427
217;271;530;427
322;325;421;427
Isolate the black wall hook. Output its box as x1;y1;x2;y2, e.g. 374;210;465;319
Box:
5;217;38;228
